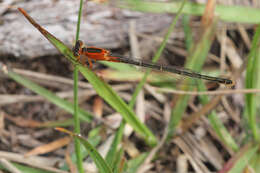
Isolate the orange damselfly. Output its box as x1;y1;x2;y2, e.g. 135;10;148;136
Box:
73;40;234;86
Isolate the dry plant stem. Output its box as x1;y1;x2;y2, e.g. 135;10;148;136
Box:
128;0;187;108
155;87;260;95
225;37;243;69
13;68;92;89
179;95;222;133
0;94;43;106
136;0;187;170
221;97;240;123
136;125;168;173
0;64;116;129
65;146;77;173
0;89;98;106
204;118;235;155
1;66;119;131
139;33;221;63
202;0;216;27
218;142;254;173
237;24;251;49
9;67;134;91
220;25;227;73
0;151;66;173
129;20;145;123
173;136;210;173
3;112;42;128
176;155;188;173
0;158;22;173
144;84;166;103
136;104;172;173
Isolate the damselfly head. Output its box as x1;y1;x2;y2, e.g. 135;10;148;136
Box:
73;49;79;57
73;40;84;56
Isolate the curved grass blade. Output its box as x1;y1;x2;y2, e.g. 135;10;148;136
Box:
111;147;125;173
119;1;260;24
18;7;157;146
56;128;113;173
105;121;125;166
0;63;92;122
245;24;260;141
167;17;218;140
60;127;102;171
181;12;237;151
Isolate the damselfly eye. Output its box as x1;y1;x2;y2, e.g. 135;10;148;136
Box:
73;40;84;56
72;46;79;56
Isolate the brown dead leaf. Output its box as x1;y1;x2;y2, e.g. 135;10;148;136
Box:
25;136;71;157
123;139;140;158
0;112;4;131
93;96;103;117
4;113;43;128
202;0;216;27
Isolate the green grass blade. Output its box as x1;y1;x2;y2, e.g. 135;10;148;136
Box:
111;147;125;173
78;66;156;146
0;66;92;122
73;0;84;172
18;7;156;146
100;68;182;84
105;121;125;166
208;113;239;151
101;61;135;71
167;18;217;140
198;82;238;151
73;67;83;173
57;128;113;173
228;145;258;173
245;24;260;141
119;1;260;24
60;127;102;171
103;0;186;166
75;0;83;41
126;153;148;173
182;14;193;51
2;162;54;173
99;2;191;156
182;14;237;151
77;137;112;173
250;153;260;173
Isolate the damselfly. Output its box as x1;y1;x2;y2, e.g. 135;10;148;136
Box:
73;40;234;86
